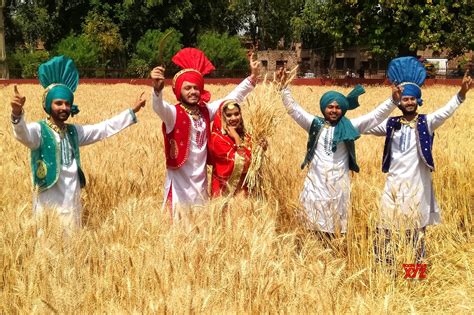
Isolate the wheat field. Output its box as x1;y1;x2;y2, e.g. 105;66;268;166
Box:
0;82;472;313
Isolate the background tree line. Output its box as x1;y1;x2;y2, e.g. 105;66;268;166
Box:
3;0;473;78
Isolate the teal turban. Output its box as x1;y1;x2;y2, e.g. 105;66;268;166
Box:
38;56;80;116
319;84;365;152
43;84;77;115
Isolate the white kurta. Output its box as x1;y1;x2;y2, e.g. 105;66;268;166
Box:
281;88;397;233
12;109;137;229
152;78;255;213
364;94;464;229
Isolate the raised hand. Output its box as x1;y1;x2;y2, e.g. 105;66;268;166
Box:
132;92;146;113
275;67;288;86
459;69;472;99
248;52;260;80
11;85;26;116
150;66;165;94
391;84;404;104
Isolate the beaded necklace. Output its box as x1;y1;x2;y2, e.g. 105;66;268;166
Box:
181;104;201;120
46;117;66;138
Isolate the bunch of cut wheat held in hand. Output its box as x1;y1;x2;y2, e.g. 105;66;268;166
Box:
244;66;298;199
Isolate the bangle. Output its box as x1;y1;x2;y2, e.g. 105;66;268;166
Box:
11;110;23;125
248;76;257;86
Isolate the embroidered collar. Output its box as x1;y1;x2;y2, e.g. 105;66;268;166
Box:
46;117;67;138
400;115;418;129
323;121;332;128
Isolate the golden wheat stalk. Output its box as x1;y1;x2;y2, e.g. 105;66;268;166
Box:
244;67;298;199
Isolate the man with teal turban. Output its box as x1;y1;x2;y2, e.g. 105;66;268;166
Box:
277;68;400;242
10;55;146;233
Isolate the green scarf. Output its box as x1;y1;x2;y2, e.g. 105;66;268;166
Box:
319;84;365;152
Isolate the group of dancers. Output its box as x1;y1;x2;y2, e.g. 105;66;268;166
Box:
10;48;472;262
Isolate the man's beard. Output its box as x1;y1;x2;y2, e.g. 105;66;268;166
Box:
398;105;417;116
51;111;70;122
181;94;200;107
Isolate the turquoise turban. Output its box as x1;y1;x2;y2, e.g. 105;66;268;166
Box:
38;56;80;116
43;84;78;115
319;84;365;152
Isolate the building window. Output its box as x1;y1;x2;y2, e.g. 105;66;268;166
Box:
345;58;355;70
276;60;287;68
261;60;268;69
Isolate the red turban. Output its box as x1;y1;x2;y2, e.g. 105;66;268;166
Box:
172;48;215;105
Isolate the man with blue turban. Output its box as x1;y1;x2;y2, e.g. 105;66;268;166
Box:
10;56;146;232
365;57;472;263
276;68;400;241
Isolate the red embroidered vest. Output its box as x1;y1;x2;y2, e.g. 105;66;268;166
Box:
162;104;211;169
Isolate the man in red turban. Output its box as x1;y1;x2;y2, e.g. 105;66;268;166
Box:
150;48;259;217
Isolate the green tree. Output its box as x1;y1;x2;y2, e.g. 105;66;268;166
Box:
228;0;303;49
10;49;49;78
6;1;90;51
83;10;124;69
10;3;53;51
292;0;474;59
127;28;183;77
197;32;247;77
55;34;100;76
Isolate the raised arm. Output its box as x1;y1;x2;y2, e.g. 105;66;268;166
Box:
357;84;402;136
351;98;397;133
76;93;145;146
150;66;177;133
361;119;388;136
10;85;41;149
428;70;472;132
12;115;42;149
280;88;314;132
208;54;260;119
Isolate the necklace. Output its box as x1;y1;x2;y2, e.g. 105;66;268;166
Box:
46;117;67;138
400;115;418;129
182;104;201;120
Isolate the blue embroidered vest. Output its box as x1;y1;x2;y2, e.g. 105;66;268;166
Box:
382;114;434;173
30;121;84;192
301;117;359;172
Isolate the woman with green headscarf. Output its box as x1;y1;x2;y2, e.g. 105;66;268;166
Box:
277;68;401;239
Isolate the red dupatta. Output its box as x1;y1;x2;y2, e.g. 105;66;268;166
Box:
209;100;251;197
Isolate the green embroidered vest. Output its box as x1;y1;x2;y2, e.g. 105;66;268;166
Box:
301;117;359;172
30;120;84;192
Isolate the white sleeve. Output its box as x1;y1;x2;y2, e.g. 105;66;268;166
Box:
12;114;41;150
426;94;463;132
76;109;137;146
351;98;397;134
362;119;388;136
152;88;177;134
281;88;314;132
208;77;255;119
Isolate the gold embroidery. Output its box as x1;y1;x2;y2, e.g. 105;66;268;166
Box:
36;160;47;179
170;139;179;159
227;152;246;196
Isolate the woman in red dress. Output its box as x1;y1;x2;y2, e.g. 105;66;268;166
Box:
209;99;252;197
